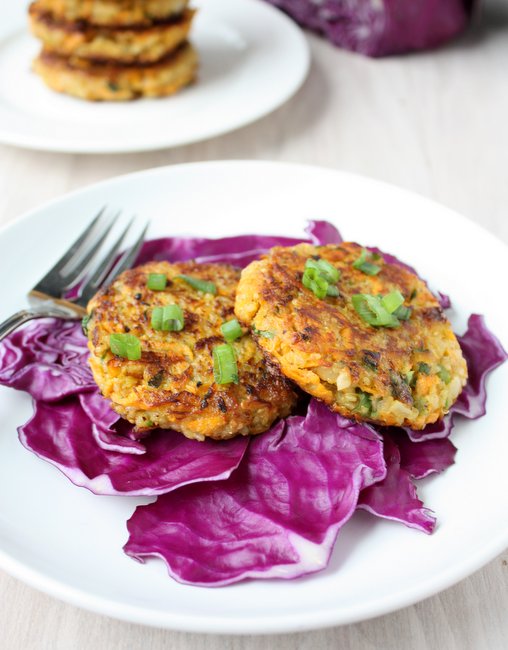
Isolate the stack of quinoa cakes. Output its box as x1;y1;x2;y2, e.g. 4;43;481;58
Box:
28;0;198;101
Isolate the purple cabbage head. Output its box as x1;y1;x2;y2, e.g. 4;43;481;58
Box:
266;0;476;57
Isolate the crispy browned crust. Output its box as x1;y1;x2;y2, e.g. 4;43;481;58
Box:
86;261;297;441
33;42;198;100
29;3;196;63
34;0;189;27
235;242;468;429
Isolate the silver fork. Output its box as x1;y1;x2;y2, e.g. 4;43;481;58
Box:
0;207;148;341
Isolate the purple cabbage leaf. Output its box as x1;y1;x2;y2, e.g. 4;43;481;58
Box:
19;398;248;496
124;400;386;586
0;320;95;401
358;435;436;534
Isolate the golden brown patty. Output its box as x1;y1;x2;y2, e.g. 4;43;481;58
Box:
86;261;297;441
29;3;196;64
235;242;468;430
33;42;198;100
33;0;189;27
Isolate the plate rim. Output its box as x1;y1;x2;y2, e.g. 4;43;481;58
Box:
0;0;310;154
0;160;507;634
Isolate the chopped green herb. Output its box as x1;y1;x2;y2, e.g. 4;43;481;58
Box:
81;312;92;336
414;397;427;412
409;289;418;301
353;249;381;276
109;333;141;361
176;275;216;294
107;81;119;92
151;304;184;332
362;350;380;371
438;366;451;384
355;391;373;417
213;344;239;385
147;273;167;291
252;326;275;339
390;372;413;401
221;318;243;343
418;362;431;375
405;370;415;387
148;370;164;388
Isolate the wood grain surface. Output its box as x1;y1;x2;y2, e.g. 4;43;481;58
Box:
1;2;507;648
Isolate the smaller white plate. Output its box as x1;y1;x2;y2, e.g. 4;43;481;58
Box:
0;0;309;153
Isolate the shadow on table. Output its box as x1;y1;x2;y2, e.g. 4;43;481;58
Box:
450;1;508;50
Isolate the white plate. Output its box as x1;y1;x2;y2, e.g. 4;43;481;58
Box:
0;0;309;153
0;161;507;634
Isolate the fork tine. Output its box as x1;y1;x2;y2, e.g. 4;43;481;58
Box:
33;206;109;296
59;210;121;288
102;221;149;287
77;217;134;306
38;206;106;280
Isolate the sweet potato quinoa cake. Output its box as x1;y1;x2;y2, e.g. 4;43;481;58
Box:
33;0;188;27
85;261;297;441
235;242;468;430
34;43;198;101
28;0;198;101
29;3;195;64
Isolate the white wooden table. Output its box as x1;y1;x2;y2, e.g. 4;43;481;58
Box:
1;3;507;647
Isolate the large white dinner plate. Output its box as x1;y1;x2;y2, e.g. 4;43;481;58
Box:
0;161;507;634
0;0;309;153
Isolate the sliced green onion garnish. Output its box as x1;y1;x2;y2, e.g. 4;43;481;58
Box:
221;318;243;342
305;258;340;284
213;344;239;385
352;249;381;276
302;267;328;299
381;290;405;314
351;294;400;328
109;333;141;361
360;261;381;275
326;284;340;297
302;257;340;299
176;275;217;295
438;366;451;384
405;370;415;386
147;273;167;291
394;305;412;321
81;312;92;336
151;304;184;332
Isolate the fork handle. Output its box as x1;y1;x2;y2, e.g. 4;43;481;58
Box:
0;309;76;342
